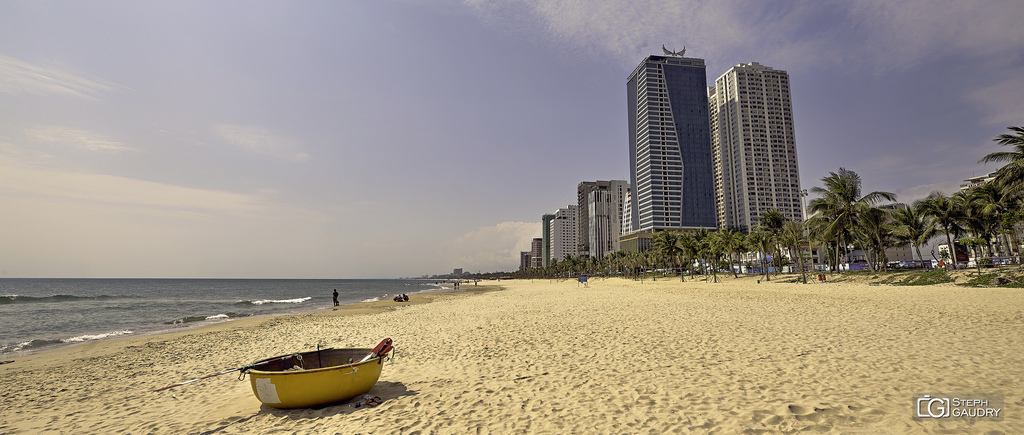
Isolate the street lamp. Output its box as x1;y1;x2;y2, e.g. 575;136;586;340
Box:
800;189;808;221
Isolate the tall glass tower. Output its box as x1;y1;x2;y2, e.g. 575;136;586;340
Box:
627;55;716;232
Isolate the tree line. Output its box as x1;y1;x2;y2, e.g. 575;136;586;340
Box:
505;126;1024;280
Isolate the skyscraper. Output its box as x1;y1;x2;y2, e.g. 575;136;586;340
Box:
549;206;578;263
530;238;543;268
578;180;628;258
627;54;717;233
709;62;802;232
541;213;555;267
585;180;628;259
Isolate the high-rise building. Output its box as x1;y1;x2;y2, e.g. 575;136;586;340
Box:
709;62;802;232
577;182;599;257
541;214;555;267
627;54;717;233
520;251;532;270
578;180;628;258
549;206;578;263
586;180;629;259
530;238;543;268
621;188;633;236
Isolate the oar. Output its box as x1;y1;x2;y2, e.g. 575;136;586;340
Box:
359;337;393;363
154;354;298;392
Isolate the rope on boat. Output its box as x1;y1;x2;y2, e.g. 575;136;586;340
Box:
155;353;301;391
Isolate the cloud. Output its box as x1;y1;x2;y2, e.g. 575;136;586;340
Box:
0;53;115;98
0;158;322;221
214;124;309;162
24;126;138;153
461;1;1020;74
898;181;963;204
842;1;1022;72
440;221;540;273
966;71;1024;126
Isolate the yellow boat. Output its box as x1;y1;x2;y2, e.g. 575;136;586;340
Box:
247;339;392;409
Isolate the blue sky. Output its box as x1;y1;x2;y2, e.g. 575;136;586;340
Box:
1;0;1021;278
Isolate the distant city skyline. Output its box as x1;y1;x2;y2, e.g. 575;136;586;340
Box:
1;1;1021;277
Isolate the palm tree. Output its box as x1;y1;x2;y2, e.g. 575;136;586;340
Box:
653;231;683;279
917;192;966;269
857;206;896;271
890;205;935;267
809;168;896;272
705;231;728;283
759;209;786;234
969;181;1018;261
979;126;1024;196
562;255;583;278
961;238;988;272
779;220;809;282
959;190;1000;260
716;229;746;277
758;209;787;271
746;230;775;281
676;233;698;280
805;212;840;272
691;228;712;281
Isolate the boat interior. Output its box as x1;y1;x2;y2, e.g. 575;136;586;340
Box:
256;348;376;371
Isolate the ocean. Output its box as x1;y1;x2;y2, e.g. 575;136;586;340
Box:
0;278;448;356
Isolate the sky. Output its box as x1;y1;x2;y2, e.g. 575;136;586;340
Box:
1;0;1022;278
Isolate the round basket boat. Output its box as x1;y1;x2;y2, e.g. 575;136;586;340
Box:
247;347;387;409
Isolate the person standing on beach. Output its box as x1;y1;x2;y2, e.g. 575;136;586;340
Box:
332;289;339;306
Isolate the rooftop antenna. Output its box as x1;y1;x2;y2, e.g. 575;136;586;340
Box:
662;44;686;57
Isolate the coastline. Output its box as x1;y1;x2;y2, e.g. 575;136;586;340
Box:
0;278;456;358
0;283;496;369
2;277;1021;433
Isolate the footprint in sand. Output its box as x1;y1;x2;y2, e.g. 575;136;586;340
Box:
788;405;823;423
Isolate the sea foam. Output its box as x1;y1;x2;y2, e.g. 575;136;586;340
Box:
246;297;312;305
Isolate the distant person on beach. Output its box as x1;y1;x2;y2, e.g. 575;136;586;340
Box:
403;294;409;302
332;289;339;306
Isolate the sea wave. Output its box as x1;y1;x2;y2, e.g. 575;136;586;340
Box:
236;297;312;306
361;297;381;303
63;330;134;343
0;330;135;353
165;312;253;325
0;294;122;304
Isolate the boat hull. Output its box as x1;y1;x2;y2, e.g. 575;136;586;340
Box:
248;348;385;408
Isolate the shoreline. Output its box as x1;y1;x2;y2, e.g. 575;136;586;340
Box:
0;278;470;359
2;277;1020;433
0;283;499;369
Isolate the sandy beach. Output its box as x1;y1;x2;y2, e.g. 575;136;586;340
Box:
1;275;1021;434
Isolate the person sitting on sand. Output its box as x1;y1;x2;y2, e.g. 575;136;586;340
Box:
403;294;409;302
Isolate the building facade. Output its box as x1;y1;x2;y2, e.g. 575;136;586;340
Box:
960;171;998;192
709;62;802;232
541;214;555;267
578;180;628;258
577;182;599;258
549;206;578;264
586;180;629;259
530;237;543;268
621;188;633;236
627;55;717;233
